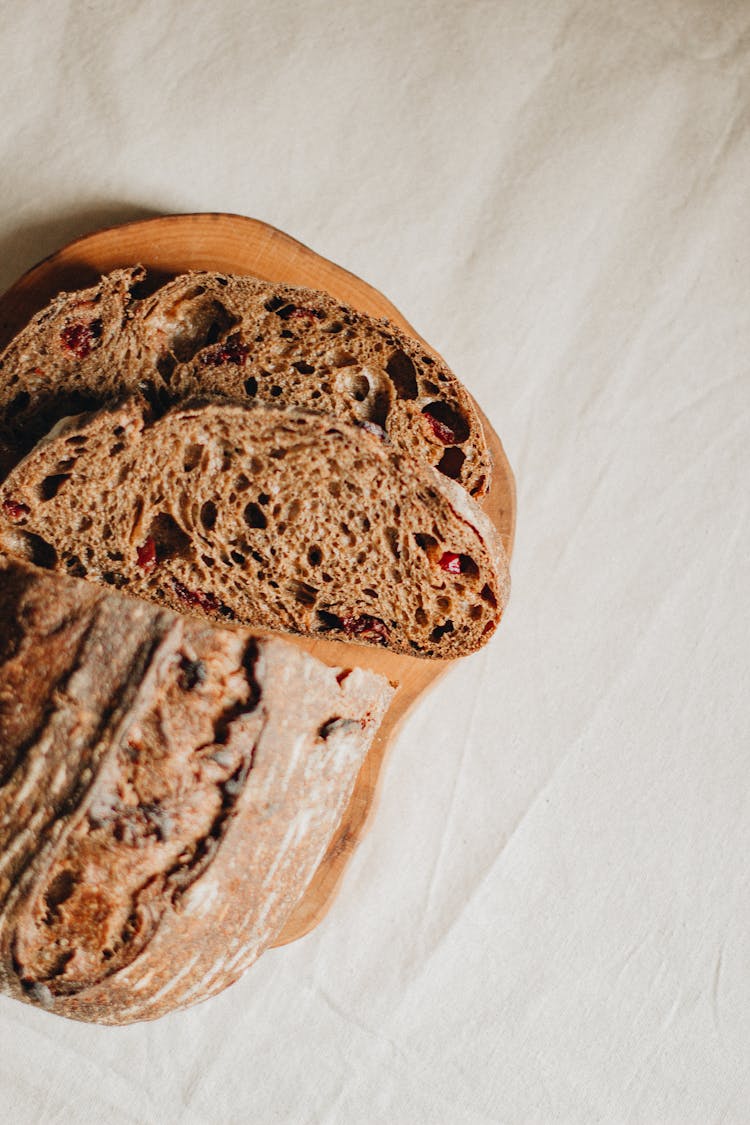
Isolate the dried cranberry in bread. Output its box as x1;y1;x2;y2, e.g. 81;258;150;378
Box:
0;267;144;450
0;398;508;658
0;268;491;497
0;554;392;1025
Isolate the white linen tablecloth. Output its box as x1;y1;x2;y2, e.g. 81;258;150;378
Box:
1;2;748;1121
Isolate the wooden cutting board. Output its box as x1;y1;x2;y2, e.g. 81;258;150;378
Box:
0;213;516;946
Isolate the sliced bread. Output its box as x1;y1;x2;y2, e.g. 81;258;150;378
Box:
0;266;144;448
0;269;491;496
0;397;509;658
0;553;392;1024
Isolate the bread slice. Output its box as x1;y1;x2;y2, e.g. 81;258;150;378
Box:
0;397;508;658
133;271;491;496
0;554;392;1024
0;266;144;449
0;269;491;496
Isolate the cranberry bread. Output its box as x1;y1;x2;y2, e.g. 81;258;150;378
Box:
0;554;392;1025
0;398;508;658
133;271;491;496
0;268;491;496
0;267;144;450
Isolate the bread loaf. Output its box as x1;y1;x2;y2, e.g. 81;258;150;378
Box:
0;397;509;658
0;269;491;496
0;554;392;1024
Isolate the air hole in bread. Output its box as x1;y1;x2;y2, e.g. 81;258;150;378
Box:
422;402;470;444
328;480;341;498
414;532;438;555
342;371;370;402
147;512;191;561
480;584;497;608
234;473;250;492
323;321;345;334
200;501;217;531
469;605;483;620
437;446;466;480
292;361;315;375
24;533;57;568
460;556;479;579
431;619;454;642
106;550;124;562
243;502;267;530
264;296;286;313
202;554;214;567
308;545;322;566
317;610;342;632
331;348;356;367
386;350;418;400
230;550;246;566
244;376;258;397
43;870;77;921
78;516;93;533
183;444;203;472
39;474;70;501
289;580;317;607
164;298;239;363
270;386;282;398
64;556;87;578
423;380;440;395
287;499;301;521
257;492;270;506
110;442;126;456
386;528;400;558
363;587;378;599
437;596;451;612
415;607;428;626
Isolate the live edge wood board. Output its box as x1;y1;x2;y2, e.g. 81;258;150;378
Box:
0;213;516;947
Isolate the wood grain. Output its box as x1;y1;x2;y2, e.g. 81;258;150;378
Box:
0;213;516;946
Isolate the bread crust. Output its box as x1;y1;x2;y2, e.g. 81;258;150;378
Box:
0;555;392;1024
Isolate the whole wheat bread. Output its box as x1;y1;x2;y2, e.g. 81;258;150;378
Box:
0;553;392;1025
0;268;491;496
0;398;508;658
